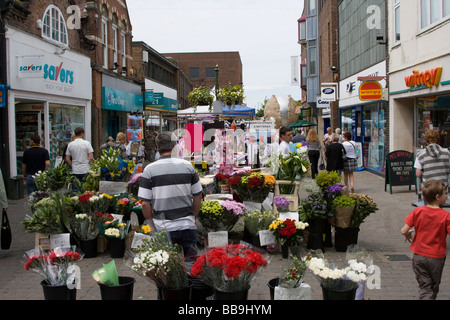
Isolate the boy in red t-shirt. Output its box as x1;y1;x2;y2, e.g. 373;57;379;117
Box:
401;179;450;300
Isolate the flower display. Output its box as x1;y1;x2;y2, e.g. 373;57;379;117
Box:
190;243;268;292
187;86;214;111
228;171;275;202
299;193;330;221
274;196;291;212
129;231;189;289
71;211;111;240
269;219;309;246
199;200;247;233
33;163;72;192
243;210;278;236
305;250;372;292
24;246;83;286
87;148;136;185
216;84;245;108
104;222;130;240
279;254;310;288
314;170;342;191
114;194;138;216
349;193;379;227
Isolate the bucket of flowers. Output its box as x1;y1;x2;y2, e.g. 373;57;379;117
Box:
198;199;247;234
305;250;371;300
127;231;191;300
228;171;276;205
298;193;330;251
243;210;278;247
71;212;110;258
24;246;83;300
190;243;268;300
269;219;309;258
104;221;131;258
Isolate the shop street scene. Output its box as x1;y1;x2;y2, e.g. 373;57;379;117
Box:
1;0;450;303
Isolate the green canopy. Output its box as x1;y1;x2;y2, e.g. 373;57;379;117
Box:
289;120;318;128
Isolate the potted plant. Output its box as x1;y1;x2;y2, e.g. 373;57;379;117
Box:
269;219;309;258
190;243;268;300
266;153;311;194
129;231;191;300
314;170;342;191
198;200;247;234
24;246;83;300
188;86;214;111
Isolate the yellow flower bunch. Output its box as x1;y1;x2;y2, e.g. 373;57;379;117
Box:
263;174;276;187
141;225;151;234
269;220;282;231
102;193;114;200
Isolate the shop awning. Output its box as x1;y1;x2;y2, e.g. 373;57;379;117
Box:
289;120;318;128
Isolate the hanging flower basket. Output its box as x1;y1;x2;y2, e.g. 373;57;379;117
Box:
188;86;214;111
216;84;245;108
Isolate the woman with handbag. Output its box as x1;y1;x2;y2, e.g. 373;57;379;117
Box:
306;129;322;179
342;131;358;192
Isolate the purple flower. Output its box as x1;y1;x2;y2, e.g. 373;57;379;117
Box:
274;196;290;210
221;200;247;216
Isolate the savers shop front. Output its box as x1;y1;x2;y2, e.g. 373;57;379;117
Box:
7;27;92;178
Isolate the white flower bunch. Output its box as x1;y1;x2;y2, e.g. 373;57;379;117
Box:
75;213;88;220
105;228;120;238
294;220;309;230
307;257;349;280
346;259;368;283
89;195;100;202
133;250;170;276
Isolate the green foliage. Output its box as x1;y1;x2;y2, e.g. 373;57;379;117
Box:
188;86;214;110
314;171;342;191
332;195;356;208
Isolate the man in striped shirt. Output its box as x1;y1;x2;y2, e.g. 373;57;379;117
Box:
415;129;450;192
138;131;203;256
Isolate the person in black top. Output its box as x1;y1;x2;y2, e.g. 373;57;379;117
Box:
325;133;344;174
22;134;50;194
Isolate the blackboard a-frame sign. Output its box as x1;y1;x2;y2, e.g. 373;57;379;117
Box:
385;150;417;194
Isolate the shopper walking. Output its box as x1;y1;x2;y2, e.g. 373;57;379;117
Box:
401;179;450;300
325;134;344;174
292;129;306;144
138;131;203;257
65;127;94;184
342;131;358;192
100;132;129;160
306;129;321;179
21;134;50;194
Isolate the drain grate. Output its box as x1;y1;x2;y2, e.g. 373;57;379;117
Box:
386;254;411;261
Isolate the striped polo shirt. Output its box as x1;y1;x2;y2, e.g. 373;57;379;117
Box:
415;144;450;186
138;156;203;232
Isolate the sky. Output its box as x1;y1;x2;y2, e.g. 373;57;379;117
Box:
127;0;304;112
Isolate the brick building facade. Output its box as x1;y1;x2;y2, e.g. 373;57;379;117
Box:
161;52;243;91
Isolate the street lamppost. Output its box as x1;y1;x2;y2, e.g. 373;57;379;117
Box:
215;64;219;98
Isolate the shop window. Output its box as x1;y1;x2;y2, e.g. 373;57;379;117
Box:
49;104;85;164
42;5;68;47
417;95;450;149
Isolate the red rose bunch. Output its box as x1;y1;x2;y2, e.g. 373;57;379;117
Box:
247;175;263;190
279;219;297;238
78;193;93;203
215;173;230;182
228;176;241;186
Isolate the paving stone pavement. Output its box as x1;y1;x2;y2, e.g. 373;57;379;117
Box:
1;170;449;301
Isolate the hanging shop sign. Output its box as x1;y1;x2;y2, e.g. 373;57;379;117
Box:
404;67;442;88
145;92;179;113
359;81;383;101
321;86;336;102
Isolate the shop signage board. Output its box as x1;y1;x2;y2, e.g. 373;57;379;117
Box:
102;87;143;112
145;92;179;113
385;150;416;194
321;86;337;102
404;67;442;88
359;81;383;101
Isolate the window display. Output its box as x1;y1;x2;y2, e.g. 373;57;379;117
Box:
417;95;450;149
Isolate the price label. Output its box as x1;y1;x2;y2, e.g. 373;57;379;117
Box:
50;233;71;249
259;230;276;246
207;231;228;248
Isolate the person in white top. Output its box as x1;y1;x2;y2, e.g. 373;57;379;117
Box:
278;126;293;157
65;127;94;182
342;131;358;192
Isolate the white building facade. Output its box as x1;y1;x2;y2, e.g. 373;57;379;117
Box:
388;0;450;153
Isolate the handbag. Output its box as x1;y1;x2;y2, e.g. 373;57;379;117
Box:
1;208;12;250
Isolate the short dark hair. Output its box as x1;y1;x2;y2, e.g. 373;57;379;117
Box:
422;179;446;204
74;127;85;136
279;126;292;137
30;134;41;145
156;131;176;154
343;131;352;140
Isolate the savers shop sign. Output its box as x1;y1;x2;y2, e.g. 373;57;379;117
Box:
15;55;91;100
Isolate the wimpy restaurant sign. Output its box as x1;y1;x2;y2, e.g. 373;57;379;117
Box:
404;67;442;88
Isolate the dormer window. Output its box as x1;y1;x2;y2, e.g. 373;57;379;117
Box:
42;5;69;47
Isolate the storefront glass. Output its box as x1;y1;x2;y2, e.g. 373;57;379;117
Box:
363;104;386;173
416;94;450;149
341;109;353;133
49;104;85;165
